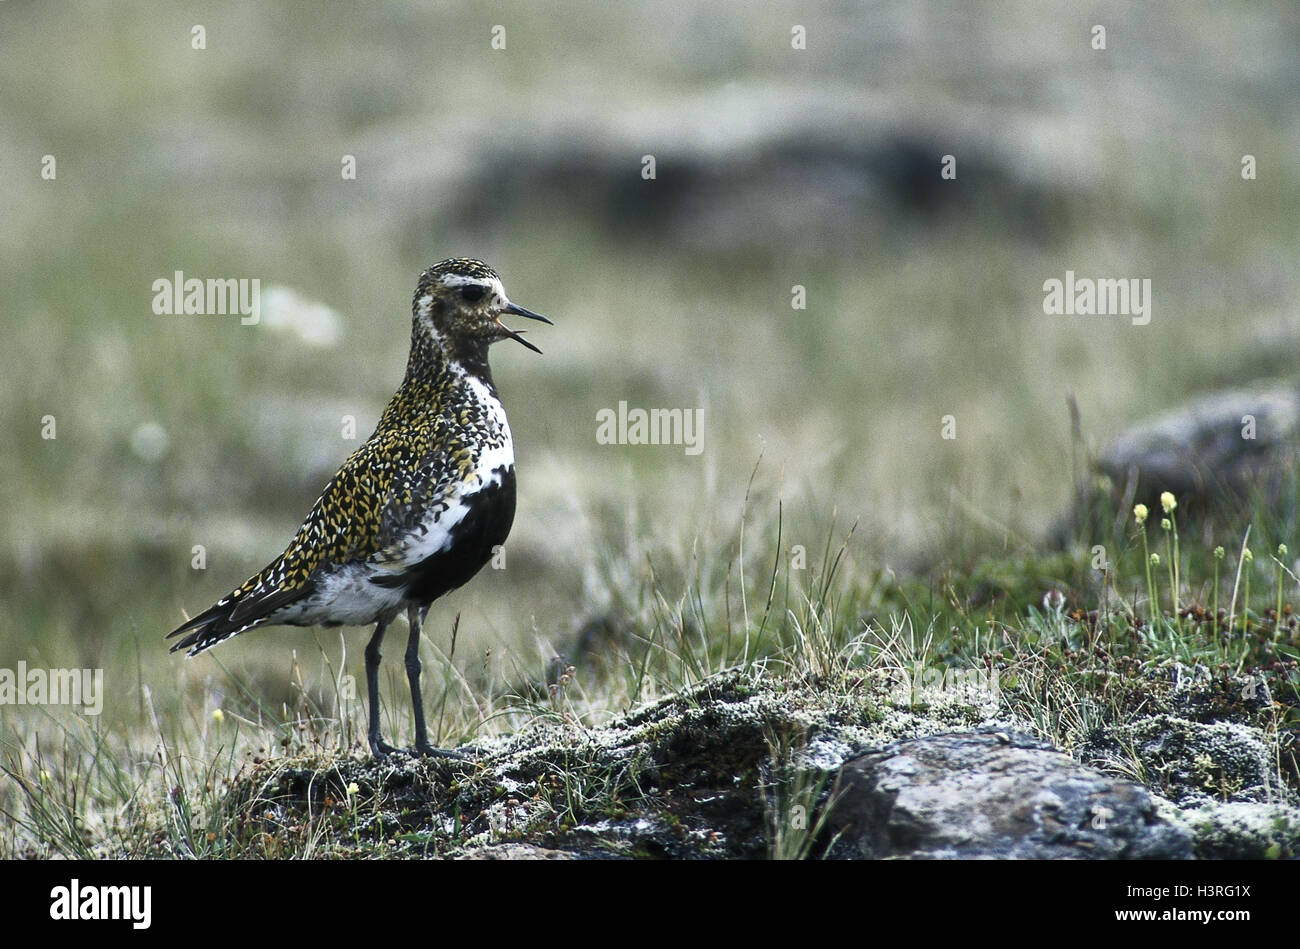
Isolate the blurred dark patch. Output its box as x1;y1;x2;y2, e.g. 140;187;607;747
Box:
572;612;641;665
443;132;1077;260
496;612;641;704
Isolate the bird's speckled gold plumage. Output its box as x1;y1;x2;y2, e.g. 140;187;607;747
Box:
168;258;540;655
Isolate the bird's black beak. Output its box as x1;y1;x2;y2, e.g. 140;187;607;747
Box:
504;302;552;325
496;301;552;354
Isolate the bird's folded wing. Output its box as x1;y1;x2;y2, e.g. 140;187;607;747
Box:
369;446;465;571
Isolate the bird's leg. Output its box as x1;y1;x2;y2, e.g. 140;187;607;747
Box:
406;604;465;759
364;619;399;756
404;604;429;751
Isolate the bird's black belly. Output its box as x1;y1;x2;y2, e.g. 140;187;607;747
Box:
373;468;517;604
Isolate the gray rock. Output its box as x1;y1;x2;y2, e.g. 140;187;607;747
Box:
825;730;1191;859
1095;380;1300;515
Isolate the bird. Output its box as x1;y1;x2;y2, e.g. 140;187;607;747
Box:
167;258;550;758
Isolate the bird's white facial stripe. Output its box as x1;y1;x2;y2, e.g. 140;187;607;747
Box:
438;274;482;289
439;274;508;308
415;293;445;340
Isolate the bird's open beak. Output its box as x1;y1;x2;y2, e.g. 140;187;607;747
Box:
495;301;553;354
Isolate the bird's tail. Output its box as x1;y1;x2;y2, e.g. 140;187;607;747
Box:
167;583;306;656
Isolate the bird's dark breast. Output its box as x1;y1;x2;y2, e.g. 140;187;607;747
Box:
372;466;517;604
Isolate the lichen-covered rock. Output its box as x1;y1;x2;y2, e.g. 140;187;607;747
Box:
1153;798;1300;859
230;669;1020;858
459;843;577;860
1082;713;1281;807
219;668;1292;859
824;730;1191;859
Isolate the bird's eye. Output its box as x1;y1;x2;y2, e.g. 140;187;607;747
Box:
459;285;487;303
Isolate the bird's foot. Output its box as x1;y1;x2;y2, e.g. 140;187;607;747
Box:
415;740;469;760
369;735;469;760
368;736;404;758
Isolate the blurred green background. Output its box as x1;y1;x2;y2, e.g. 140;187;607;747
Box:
2;1;1297;734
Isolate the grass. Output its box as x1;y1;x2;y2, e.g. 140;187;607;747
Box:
3;463;1298;857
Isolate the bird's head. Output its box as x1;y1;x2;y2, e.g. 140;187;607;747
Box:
412;258;551;359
